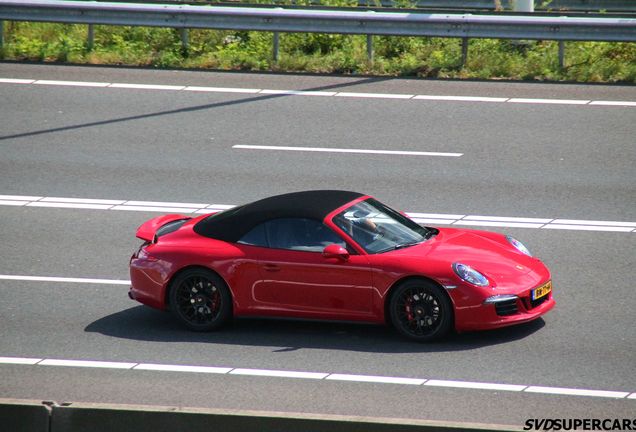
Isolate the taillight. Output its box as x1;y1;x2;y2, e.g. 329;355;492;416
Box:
136;243;159;262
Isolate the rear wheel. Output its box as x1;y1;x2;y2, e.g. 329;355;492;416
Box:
389;279;452;342
169;268;231;331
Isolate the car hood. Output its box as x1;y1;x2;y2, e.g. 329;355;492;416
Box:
386;227;548;288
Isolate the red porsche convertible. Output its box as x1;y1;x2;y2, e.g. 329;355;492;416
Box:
129;190;554;341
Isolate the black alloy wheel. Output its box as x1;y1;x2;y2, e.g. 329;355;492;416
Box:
389;280;452;342
169;268;231;331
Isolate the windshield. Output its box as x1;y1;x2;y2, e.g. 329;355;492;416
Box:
332;198;433;254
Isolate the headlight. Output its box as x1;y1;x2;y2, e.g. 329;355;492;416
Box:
506;236;532;256
452;263;489;287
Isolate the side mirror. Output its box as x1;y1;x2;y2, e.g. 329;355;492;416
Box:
322;244;349;261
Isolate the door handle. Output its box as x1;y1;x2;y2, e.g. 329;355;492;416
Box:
263;263;281;272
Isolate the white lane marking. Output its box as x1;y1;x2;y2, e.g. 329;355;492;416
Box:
40;197;125;205
124;200;210;208
2;77;635;107
230;368;328;380
453;220;545;229
0;357;42;365
0;195;43;201
406;212;465;219
336;92;414;99
424;379;526;392
0;200;29;206
184;86;261;93
589;101;636;107
34;79;109;87
462;215;553;224
0;356;633;401
524;386;629;398
326;374;426;385
109;83;185;91
551;219;636;227
2;194;635;233
0;275;130;285
206;204;236;210
112;205;200;213
135;364;232;374
414;95;508;102
27;202;114;210
508;98;590;105
39;359;137;369
542;224;634;233
0;78;35;84
259;89;336;96
232;144;463;158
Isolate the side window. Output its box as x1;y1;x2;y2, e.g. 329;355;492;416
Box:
266;218;346;252
237;223;267;247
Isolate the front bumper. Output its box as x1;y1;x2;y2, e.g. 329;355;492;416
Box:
454;282;555;332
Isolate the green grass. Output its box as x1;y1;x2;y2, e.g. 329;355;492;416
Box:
2;21;635;82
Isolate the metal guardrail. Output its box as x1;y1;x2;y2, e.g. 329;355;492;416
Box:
1;0;635;41
0;0;634;66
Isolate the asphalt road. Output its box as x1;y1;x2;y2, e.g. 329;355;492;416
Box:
1;63;635;427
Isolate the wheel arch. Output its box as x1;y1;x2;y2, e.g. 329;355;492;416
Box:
383;275;455;327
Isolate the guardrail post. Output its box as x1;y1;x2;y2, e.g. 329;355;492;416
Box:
558;40;565;68
366;34;373;64
179;28;189;53
461;37;469;66
0;20;4;49
87;24;94;51
273;32;280;62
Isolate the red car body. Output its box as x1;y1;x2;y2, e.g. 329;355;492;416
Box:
129;191;554;340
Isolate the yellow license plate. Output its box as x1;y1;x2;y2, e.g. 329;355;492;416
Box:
532;281;552;300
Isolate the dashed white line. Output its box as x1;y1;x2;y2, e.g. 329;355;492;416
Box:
589;100;636;107
3;77;635;107
108;83;185;91
112;205;200;213
0;275;130;285
413;95;508;103
453;220;545;229
134;364;232;374
34;80;110;87
39;197;125;205
0;356;632;400
335;92;414;99
424;379;527;392
27;202;113;210
1;194;635;233
230;368;329;380
232;144;463;157
0;357;42;365
38;359;137;369
184;86;260;94
507;98;590;105
326;374;426;385
524;386;630;399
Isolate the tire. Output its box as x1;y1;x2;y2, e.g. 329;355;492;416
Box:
168;268;232;332
389;279;453;342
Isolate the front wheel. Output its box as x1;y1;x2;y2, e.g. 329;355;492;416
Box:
169;268;232;331
389;280;453;342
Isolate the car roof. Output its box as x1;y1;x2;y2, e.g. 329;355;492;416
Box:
193;190;364;242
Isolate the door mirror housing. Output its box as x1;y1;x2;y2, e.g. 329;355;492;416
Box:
322;244;350;261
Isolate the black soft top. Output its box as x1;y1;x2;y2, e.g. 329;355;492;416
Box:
193;190;364;242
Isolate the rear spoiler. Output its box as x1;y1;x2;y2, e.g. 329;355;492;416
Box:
135;214;190;242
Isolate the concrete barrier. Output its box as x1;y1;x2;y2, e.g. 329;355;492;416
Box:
1;399;521;432
0;398;50;432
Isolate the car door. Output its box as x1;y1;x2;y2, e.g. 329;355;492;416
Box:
239;218;375;319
